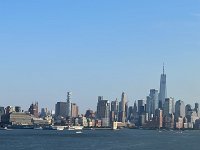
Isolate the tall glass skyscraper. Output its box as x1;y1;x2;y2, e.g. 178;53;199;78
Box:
66;92;71;117
96;96;110;126
119;92;126;123
159;65;167;108
175;100;185;119
163;97;174;117
146;89;159;120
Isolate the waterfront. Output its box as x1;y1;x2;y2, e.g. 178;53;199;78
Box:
1;129;200;150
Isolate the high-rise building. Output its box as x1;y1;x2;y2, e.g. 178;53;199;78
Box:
155;108;163;128
55;102;67;118
185;104;192;116
159;65;167;108
111;99;119;122
0;106;5;122
40;108;48;118
96;96;110;127
66;92;71;118
195;103;199;116
146;89;159;120
71;103;79;118
146;96;151;119
29;102;39;117
175;100;185;119
133;101;137;115
119;92;126;123
163;98;174;117
138;99;146;126
138;99;146;115
150;89;159;115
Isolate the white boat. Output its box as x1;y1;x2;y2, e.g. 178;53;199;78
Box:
34;127;43;130
0;127;12;130
76;131;83;134
52;126;65;131
67;126;83;130
0;127;8;130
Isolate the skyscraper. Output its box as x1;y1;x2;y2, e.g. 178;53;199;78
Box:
111;99;119;122
175;100;185;119
66;92;71;118
150;89;159;115
163;97;174;117
159;64;167;108
55;102;67;118
96;96;110;126
119;92;126;123
138;99;145;115
194;103;199;117
71;103;79;118
146;89;159;120
40;108;48;118
155;108;163;128
0;106;5;123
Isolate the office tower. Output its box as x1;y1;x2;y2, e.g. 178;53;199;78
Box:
111;99;119;122
55;102;67;118
155;108;163;128
71;103;79;118
150;89;159;115
146;96;151;120
0;107;5;122
125;102;128;119
185;104;192;116
138;99;145;115
163;98;174;117
146;89;159;120
137;99;146;126
111;99;119;113
119;92;126;123
127;106;134;121
159;65;167;108
29;102;39;117
96;96;110;126
195;103;199;116
40;108;48;118
175;100;185;119
133;101;137;115
66;92;71;118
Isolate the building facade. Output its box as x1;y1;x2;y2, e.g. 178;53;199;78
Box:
96;96;110;127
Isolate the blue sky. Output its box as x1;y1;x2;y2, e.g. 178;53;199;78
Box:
1;0;200;113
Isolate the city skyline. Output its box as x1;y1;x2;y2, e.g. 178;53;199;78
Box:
1;61;200;113
1;1;200;113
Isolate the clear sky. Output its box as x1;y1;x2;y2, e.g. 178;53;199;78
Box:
1;0;200;113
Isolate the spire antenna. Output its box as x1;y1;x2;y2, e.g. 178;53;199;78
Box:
163;63;165;74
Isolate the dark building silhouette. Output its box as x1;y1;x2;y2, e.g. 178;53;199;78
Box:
15;106;21;112
55;102;67;118
29;102;39;117
85;109;95;119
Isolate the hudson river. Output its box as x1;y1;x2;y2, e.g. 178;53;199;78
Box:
1;129;200;150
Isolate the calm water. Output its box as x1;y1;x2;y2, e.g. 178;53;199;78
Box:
0;129;200;150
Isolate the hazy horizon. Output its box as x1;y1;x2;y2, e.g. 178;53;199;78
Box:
1;1;200;113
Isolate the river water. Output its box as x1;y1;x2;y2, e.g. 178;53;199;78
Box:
0;129;199;150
